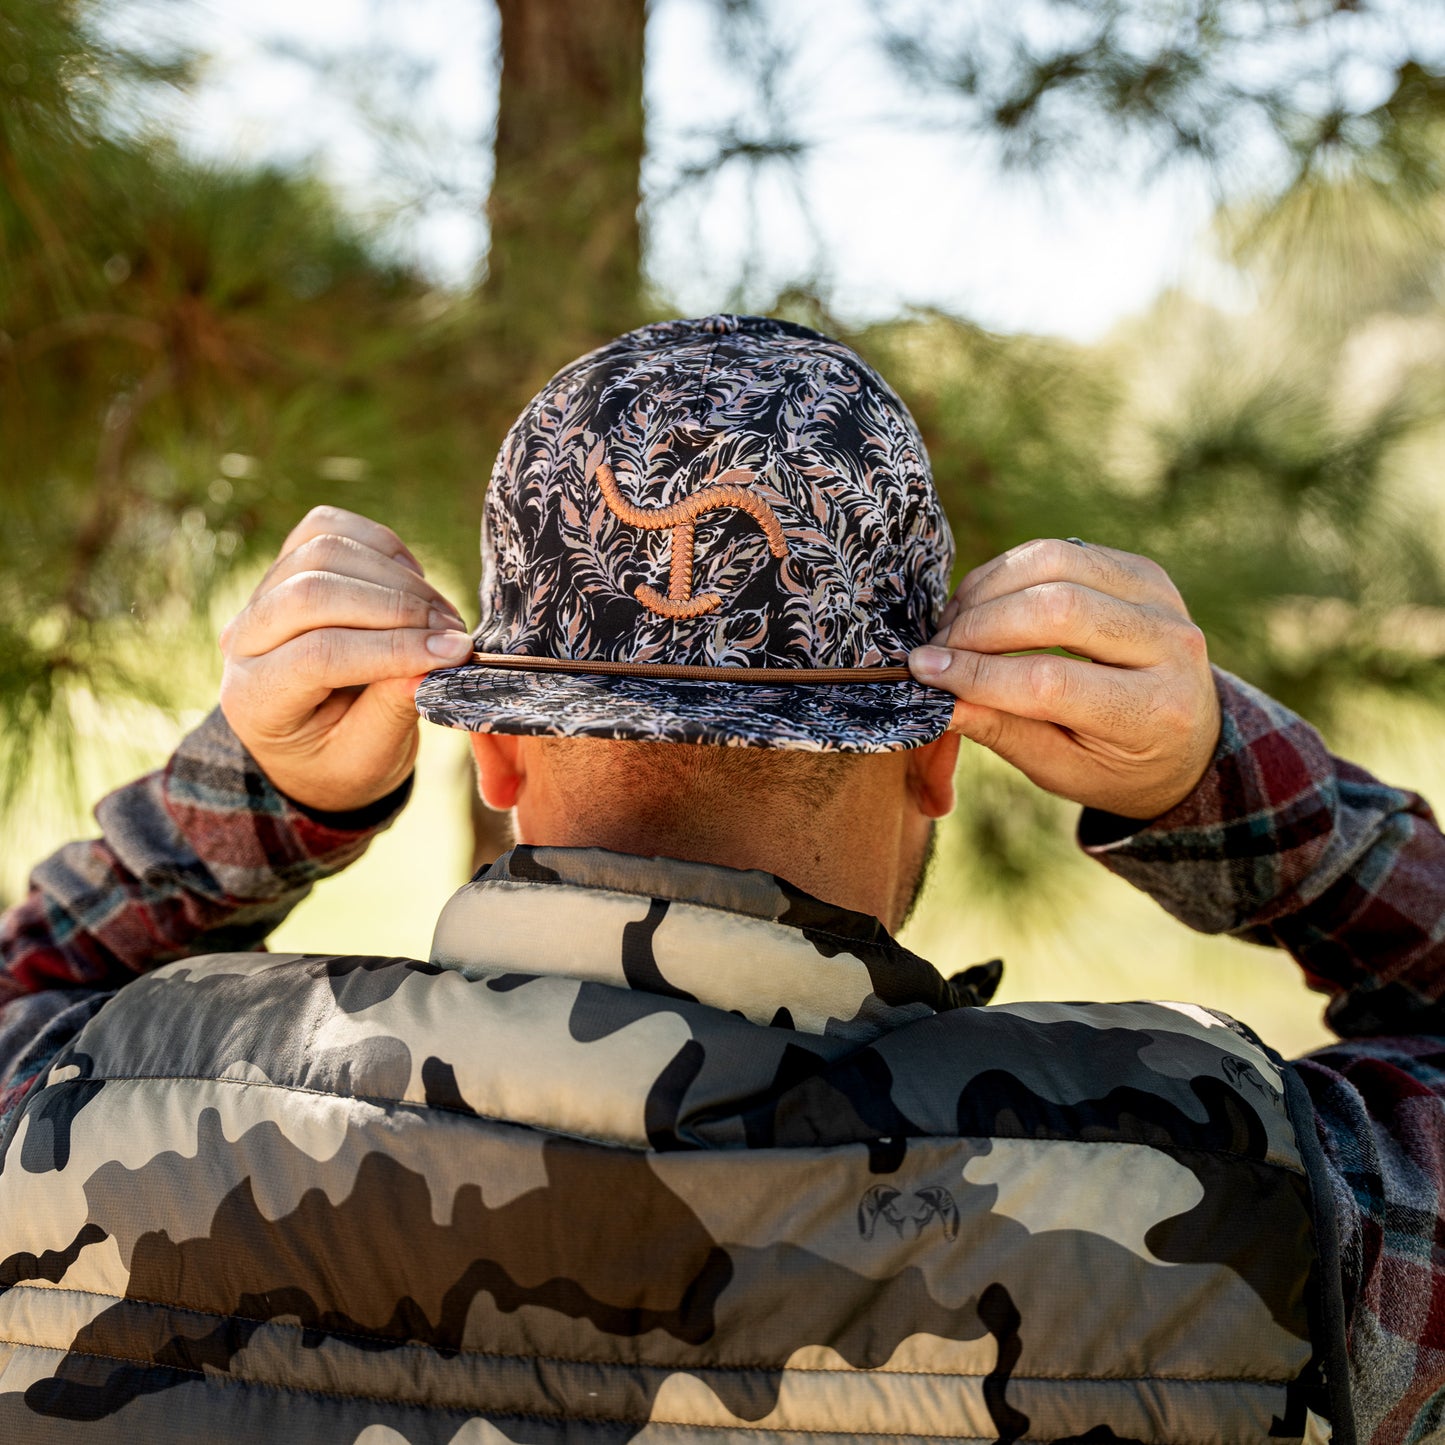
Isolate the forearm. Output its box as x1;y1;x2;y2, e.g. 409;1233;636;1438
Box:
1081;668;1445;1037
0;706;408;1004
0;706;408;1127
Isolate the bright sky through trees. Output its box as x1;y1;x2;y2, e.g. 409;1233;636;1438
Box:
109;0;1249;341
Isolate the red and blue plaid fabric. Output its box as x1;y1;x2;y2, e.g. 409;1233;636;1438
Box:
1;673;1442;1440
1087;668;1445;1441
0;707;407;1127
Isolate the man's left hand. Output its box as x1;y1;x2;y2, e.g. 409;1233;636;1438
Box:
908;538;1221;820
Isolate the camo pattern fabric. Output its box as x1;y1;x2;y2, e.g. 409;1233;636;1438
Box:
414;313;958;750
0;847;1333;1443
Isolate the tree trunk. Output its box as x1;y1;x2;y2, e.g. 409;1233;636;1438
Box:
467;0;648;872
486;0;646;383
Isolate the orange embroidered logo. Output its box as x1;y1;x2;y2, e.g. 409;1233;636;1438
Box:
596;460;789;619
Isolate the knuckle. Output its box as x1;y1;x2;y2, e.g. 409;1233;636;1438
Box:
392;589;426;629
217;671;242;713
295;533;344;568
1168;696;1198;734
244;587;277;632
1034;581;1078;630
1026;654;1069;709
289;568;335;615
298;628;338;677
1151;695;1194;741
971;711;1006;752
941;613;971;649
1137;553;1183;600
955;563;988;595
391;627;422;668
1175;619;1209;660
285;507;331;547
951;649;985;690
1018;537;1067;574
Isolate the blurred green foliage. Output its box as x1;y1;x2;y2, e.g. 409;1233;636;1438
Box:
876;0;1445;189
2;0;1444;898
0;0;479;795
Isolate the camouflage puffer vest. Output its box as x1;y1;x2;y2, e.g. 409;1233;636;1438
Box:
0;847;1349;1444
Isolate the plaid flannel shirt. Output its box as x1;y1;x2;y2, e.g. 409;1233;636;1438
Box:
0;708;410;1128
1;671;1442;1441
1083;669;1445;1442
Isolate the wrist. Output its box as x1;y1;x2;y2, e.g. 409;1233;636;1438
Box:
261;759;414;816
1075;668;1332;937
165;708;412;894
279;773;415;831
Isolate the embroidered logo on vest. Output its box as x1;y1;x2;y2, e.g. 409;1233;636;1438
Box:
857;1184;960;1241
596;460;789;619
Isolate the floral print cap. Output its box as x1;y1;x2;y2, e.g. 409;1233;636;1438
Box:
415;314;957;752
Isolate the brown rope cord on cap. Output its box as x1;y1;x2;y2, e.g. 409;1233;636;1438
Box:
469;652;914;684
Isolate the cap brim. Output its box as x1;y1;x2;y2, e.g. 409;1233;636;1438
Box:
415;663;954;752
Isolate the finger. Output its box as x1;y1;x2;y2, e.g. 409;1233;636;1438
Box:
250;533;465;618
360;672;428;729
232;625;474;717
909;645;1154;737
939;583;1196;668
227;573;466;659
279;505;425;576
331;673;429;743
953;538;1186;616
950;700;1164;810
948;700;1082;779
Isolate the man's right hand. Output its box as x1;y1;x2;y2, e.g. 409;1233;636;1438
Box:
218;506;472;814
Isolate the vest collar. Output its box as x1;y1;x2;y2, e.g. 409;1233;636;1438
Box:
429;845;997;1042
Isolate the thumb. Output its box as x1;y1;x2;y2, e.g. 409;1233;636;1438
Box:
950;700;1018;754
364;673;426;730
949;701;1074;784
331;676;424;800
332;674;424;763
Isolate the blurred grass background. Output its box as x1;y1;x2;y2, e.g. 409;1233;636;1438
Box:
5;0;1445;1058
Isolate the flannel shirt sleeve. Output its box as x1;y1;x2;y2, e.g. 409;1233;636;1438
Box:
1079;667;1444;1036
0;706;409;1124
1081;667;1445;1441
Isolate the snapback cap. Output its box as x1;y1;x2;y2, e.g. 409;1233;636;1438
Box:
415;314;956;751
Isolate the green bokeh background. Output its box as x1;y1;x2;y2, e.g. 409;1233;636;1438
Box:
4;0;1444;1055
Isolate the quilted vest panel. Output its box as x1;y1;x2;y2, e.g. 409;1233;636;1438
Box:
0;951;1337;1443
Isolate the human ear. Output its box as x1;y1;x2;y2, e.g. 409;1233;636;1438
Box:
469;732;525;811
907;733;961;819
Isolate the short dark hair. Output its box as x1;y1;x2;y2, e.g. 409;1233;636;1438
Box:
537;737;863;818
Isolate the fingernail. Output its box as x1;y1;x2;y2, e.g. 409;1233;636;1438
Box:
909;646;952;680
397;549;426;577
426;629;473;659
429;607;467;631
